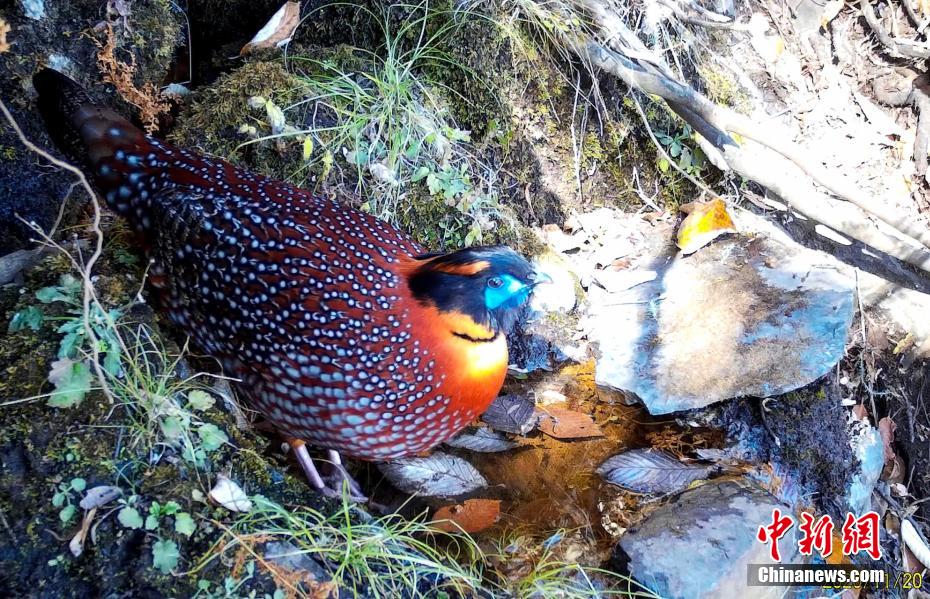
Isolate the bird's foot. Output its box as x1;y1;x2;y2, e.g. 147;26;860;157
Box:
288;440;368;503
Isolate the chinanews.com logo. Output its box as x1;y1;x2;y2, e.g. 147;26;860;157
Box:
747;509;925;591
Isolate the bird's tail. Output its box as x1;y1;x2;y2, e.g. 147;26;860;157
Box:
33;69;150;205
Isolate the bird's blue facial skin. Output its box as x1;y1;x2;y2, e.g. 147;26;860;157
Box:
484;273;531;311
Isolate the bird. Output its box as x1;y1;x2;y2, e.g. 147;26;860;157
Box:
33;68;549;499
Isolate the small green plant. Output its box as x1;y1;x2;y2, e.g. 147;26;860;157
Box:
110;325;229;470
194;562;286;599
117;495;196;574
194;493;482;598
655;124;707;177
235;2;513;249
8;273;122;407
51;477;86;525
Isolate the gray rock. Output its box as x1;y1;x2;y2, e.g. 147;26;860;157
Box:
508;249;588;372
846;419;884;515
612;480;800;599
263;540;330;582
591;233;855;414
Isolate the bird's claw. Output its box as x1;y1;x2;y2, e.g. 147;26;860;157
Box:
289;439;368;503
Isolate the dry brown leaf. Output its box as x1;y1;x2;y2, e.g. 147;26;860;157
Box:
0;19;10;54
878;416;897;462
432;499;501;533
851;404;869;423
69;507;97;557
240;2;301;56
537;406;604;439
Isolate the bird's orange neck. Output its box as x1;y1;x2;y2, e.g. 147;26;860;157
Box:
410;302;508;420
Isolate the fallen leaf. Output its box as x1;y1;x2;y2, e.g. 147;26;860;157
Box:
240;1;301;56
481;395;538;434
676;198;737;255
209;475;253;512
432;499;501;533
597;449;713;494
379;452;487;498
820;0;844;28
79;485;122;510
69;507;97;557
445;427;518;453
878;417;897;462
851;404;869;423
902;519;930;570
536;406;604;440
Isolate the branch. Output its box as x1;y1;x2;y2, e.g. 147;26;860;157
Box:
0;99;117;405
655;0;751;31
860;0;930;59
518;0;930;273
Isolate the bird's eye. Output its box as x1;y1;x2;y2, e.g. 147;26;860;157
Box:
487;276;504;289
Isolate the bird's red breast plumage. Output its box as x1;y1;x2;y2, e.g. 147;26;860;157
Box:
33;68;516;461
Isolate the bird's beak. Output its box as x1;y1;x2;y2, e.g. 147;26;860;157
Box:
529;271;554;287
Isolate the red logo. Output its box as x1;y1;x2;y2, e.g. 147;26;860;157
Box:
757;510;882;561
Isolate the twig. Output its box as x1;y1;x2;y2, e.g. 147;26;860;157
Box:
860;0;930;58
0;99;117;404
656;0;751;31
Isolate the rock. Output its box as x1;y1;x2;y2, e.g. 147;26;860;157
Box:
846;419;884;515
612;480;801;599
263;540;331;582
591;232;855;414
508;248;588;372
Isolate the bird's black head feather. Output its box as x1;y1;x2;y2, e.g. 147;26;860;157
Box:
408;246;542;335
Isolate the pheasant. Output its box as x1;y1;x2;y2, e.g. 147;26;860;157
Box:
33;68;548;499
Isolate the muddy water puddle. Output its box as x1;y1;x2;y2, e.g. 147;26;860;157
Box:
461;361;723;549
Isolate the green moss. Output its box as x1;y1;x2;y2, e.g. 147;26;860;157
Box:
169;60;306;178
698;64;750;113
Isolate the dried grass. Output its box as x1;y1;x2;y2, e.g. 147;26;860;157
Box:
94;23;169;133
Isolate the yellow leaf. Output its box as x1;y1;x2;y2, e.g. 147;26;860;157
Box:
302;136;314;161
676;198;738;255
820;0;845;28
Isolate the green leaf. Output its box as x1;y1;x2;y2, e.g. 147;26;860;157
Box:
174;512;196;537
162;501;181;516
59;505;77;524
658;158;670;173
197;424;228;452
52;492;66;508
8;306;44;332
669;142;681;158
70;478;86;493
102;343;121;376
145;514;160;531
152;539;180;574
35;286;67;304
48;359;92;408
57;330;84;359
411;166;430;183
186;390;215;412
426;173;441;195
302;136;314;161
160;416;183;441
117;506;144;529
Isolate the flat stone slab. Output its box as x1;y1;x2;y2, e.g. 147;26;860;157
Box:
613;480;801;599
590;232;855;414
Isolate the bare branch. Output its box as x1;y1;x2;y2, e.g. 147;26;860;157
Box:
860;0;930;59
